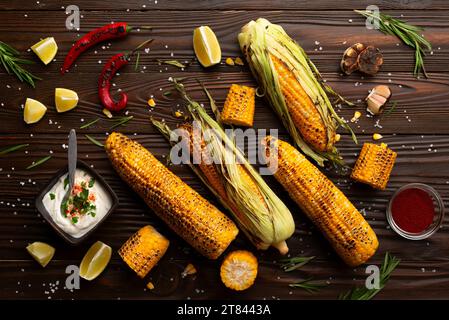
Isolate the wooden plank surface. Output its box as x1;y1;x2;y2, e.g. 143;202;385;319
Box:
1;1;448;300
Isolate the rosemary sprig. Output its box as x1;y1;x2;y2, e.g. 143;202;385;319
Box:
355;10;432;78
339;252;400;300
85;135;104;148
26;155;51;169
109;116;134;130
158;59;188;68
383;101;398;117
0;143;29;155
80;118;99;129
0;41;41;87
279;256;315;272
134;52;140;71
289;278;327;294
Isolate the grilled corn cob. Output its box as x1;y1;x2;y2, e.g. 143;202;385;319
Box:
152;81;295;254
221;84;256;127
105;132;238;259
239;18;356;166
263;136;378;267
351;143;397;190
220;250;258;291
118;225;169;278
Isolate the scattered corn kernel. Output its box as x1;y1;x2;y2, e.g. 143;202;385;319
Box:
373;133;383;140
234;57;244;66
174;111;183;118
148;98;156;108
335;134;341;142
351;111;362;122
146;281;155;290
182;263;197;278
103;108;113;119
225;57;235;66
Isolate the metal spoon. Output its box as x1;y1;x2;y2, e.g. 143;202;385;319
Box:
60;129;77;215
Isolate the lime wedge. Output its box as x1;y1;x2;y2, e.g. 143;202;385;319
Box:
24;98;47;124
193;26;221;67
55;88;78;113
31;37;58;65
79;241;112;281
26;242;55;267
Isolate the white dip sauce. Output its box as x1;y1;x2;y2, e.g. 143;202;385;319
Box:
43;169;112;238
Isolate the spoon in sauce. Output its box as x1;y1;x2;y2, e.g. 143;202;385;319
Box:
60;129;77;215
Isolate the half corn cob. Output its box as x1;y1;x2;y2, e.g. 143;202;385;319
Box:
238;18;356;166
220;250;258;291
152;80;295;254
221;84;256;127
105;132;238;259
262;136;378;267
119;225;169;278
351;143;397;190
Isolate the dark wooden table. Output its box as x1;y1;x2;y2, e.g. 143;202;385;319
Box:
1;0;449;300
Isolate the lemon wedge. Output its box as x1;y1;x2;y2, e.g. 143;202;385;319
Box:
24;98;47;124
31;37;58;65
55;88;78;113
79;241;112;281
26;242;55;267
193;26;221;67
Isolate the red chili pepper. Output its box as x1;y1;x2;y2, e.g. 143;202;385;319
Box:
61;22;151;74
99;39;153;112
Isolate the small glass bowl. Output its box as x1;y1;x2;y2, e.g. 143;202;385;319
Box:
387;183;444;240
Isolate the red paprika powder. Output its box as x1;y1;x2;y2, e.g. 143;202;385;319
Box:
391;187;435;233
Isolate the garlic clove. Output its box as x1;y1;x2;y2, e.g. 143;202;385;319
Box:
366;85;392;115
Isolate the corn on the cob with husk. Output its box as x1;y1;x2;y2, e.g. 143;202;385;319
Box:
118;225;169;278
221;84;256;127
151;80;295;255
262;136;378;267
351;143;397;190
238;18;356;166
220;250;258;291
105;132;238;260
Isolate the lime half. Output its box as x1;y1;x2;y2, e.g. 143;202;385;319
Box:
26;242;55;267
79;241;112;281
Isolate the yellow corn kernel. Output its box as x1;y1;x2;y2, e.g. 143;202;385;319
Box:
220;250;258;291
373;133;383;140
221;84;256;127
174;110;183;118
234;57;244;66
146;281;155;290
351;143;397;190
182;263;197;278
351;111;362;122
335;134;341;142
148;98;156;107
103;108;113;119
225;57;235;66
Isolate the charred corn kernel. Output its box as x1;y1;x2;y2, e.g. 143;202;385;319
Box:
263;136;378;267
351;143;397;190
221;84;256;127
335;134;341;142
182;263;197;278
118;225;169;278
174;110;183;118
220;250;258;291
373;133;383;141
225;57;235;66
148;98;156;107
103;108;113;119
351;111;362;122
106;132;238;259
234;57;244;66
146;281;155;290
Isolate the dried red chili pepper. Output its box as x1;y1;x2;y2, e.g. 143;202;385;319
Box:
61;22;151;74
98;39;153;112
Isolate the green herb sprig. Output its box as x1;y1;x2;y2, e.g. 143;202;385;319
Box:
85;135;104;148
109;116;133;130
26;155;52;169
158;59;188;68
355;10;432;78
339;252;400;300
0;41;41;87
80;118;99;129
280;256;315;272
0;143;29;155
289;278;328;293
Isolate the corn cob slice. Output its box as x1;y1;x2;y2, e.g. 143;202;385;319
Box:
239;18;356;166
220;250;258;291
351;143;397;190
105;132;238;260
118;225;169;278
263;136;378;267
221;84;256;127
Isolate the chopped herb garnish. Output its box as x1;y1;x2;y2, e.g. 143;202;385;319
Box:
80;118;99;129
289;278;328;293
62;179;97;224
85;135;104;148
158;59;188;68
109;115;134;130
88;177;95;188
49;193;56;200
64;176;69;190
26;155;52;169
72;217;78;224
0;143;29;155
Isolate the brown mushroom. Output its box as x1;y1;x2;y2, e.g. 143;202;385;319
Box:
366;85;392;115
340;43;383;76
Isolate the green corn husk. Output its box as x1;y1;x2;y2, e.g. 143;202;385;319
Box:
151;80;295;254
238;18;356;166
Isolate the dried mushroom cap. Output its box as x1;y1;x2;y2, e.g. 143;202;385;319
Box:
341;43;367;75
358;46;384;75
